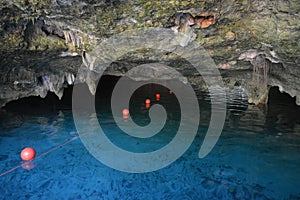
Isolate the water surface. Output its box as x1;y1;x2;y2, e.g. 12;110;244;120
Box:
0;79;300;199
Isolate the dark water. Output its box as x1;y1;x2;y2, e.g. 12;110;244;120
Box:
0;76;300;199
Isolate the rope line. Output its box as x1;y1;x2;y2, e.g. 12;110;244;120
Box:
0;165;23;177
0;132;88;177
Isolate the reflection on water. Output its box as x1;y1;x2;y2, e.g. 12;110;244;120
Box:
0;77;300;199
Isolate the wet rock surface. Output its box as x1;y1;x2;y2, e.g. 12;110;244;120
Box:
0;0;299;106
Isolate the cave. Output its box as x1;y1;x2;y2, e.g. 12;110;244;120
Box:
1;0;300;199
265;86;300;132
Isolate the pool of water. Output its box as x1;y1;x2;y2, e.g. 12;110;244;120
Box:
0;78;300;199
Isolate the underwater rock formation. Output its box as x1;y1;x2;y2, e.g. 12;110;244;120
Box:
0;0;299;106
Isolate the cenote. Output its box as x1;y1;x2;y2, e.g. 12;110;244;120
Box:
0;75;300;199
1;0;300;199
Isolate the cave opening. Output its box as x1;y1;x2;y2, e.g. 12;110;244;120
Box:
3;78;300;115
266;86;300;129
267;86;299;108
2;75;121;114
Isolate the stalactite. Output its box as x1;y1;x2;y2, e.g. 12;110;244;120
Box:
250;54;270;90
63;30;83;48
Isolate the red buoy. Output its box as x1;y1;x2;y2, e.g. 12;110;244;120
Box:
122;108;130;119
145;99;151;104
156;93;161;101
169;90;173;95
20;147;36;161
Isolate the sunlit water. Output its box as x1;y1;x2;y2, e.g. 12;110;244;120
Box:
0;78;300;199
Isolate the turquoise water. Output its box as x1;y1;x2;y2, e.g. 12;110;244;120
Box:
0;78;300;199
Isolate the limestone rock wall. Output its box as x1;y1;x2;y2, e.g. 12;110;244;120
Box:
0;0;299;106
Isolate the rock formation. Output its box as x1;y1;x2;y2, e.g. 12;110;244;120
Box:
0;0;299;106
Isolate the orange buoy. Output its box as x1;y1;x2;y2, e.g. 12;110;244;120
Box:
169;90;173;94
155;93;161;101
145;99;151;104
20;147;36;161
122;108;129;119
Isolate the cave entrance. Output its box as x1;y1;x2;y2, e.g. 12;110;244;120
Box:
266;86;300;129
268;86;298;107
3;75;121;114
